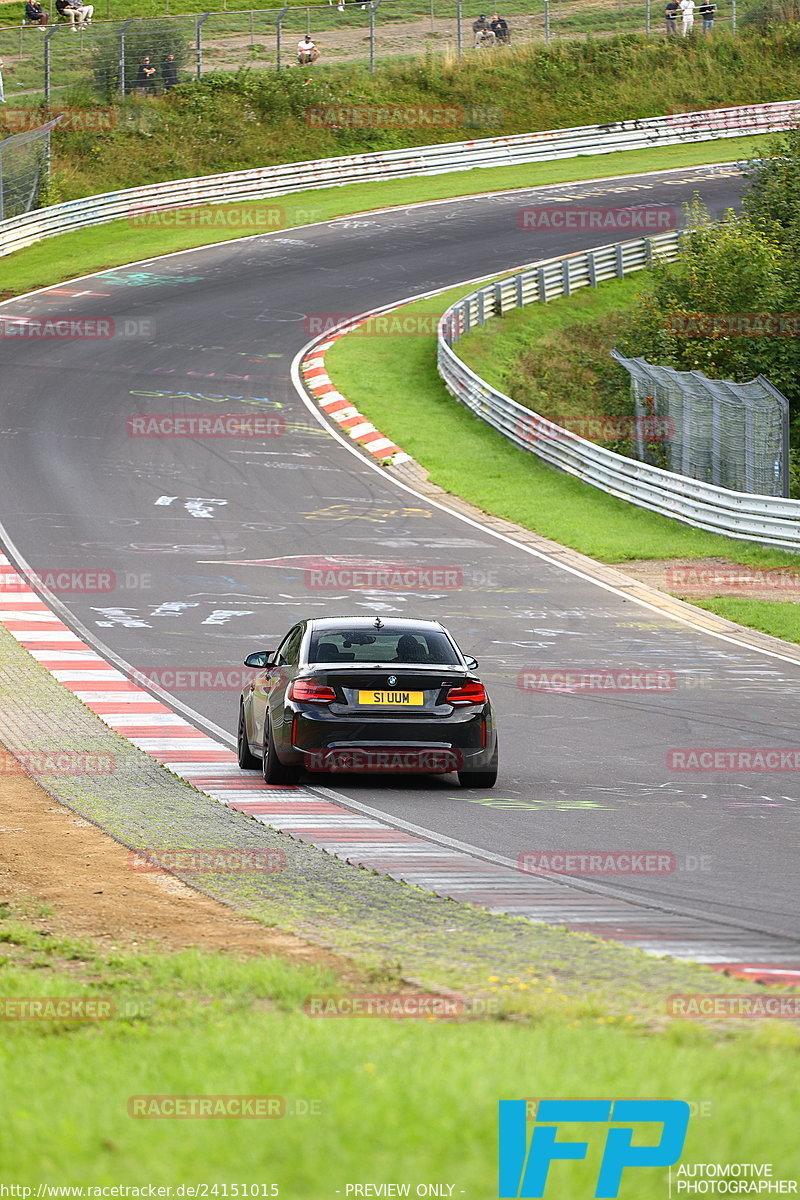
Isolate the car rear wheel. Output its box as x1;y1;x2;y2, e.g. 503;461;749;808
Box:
458;744;498;789
262;718;300;785
237;705;260;770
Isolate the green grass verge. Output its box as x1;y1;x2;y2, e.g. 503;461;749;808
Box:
456;272;643;393
0;135;769;298
689;597;800;643
2;904;798;1188
324;279;800;575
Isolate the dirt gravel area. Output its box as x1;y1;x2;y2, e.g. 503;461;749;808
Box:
612;556;800;601
0;749;357;976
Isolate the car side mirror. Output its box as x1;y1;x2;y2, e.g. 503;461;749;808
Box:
465;655;479;669
244;650;274;668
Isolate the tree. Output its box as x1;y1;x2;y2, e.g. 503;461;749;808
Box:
618;198;800;409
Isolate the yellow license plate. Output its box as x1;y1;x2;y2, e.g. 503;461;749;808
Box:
358;690;424;706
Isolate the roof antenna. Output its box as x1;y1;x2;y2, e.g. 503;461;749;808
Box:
373;617;384;630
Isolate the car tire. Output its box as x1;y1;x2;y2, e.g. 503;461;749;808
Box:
262;718;300;785
237;704;260;770
458;744;498;789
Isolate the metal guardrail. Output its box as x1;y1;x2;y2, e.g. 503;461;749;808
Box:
437;234;800;550
1;99;800;260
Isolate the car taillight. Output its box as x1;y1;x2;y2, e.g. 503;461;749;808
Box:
446;681;487;706
289;678;337;703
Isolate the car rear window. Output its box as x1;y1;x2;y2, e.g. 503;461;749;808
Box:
308;629;461;665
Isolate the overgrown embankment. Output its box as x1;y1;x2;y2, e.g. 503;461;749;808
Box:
29;29;800;201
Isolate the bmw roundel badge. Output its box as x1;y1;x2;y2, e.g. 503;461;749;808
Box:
388;675;397;687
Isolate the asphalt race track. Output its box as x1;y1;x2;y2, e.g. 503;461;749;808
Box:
2;162;798;953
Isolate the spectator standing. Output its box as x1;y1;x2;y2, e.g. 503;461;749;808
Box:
472;14;495;45
698;0;716;31
664;0;679;31
135;55;157;94
297;34;319;63
490;12;509;42
680;0;695;33
25;0;49;26
162;52;178;89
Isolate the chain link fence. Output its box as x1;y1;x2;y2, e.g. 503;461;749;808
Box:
0;0;741;102
611;351;790;497
0;115;59;217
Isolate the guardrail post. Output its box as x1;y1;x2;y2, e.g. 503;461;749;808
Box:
196;13;211;81
544;0;550;43
44;25;57;103
456;0;462;56
275;6;288;70
615;243;624;277
644;238;652;265
515;273;524;308
781;392;790;497
494;282;504;316
561;259;570;297
118;19;133;98
477;292;485;325
369;0;381;73
587;250;597;288
645;0;650;34
537;267;547;302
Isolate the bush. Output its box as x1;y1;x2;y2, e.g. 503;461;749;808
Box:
740;0;800;30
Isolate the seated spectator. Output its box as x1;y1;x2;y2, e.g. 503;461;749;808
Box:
490;12;509;41
472;13;494;45
135;55;157;94
75;1;93;22
161;52;178;89
55;0;81;26
25;0;49;25
297;34;319;64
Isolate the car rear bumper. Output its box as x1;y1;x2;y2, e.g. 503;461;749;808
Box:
282;707;495;773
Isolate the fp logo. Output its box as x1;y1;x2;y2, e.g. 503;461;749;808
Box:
498;1099;690;1198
